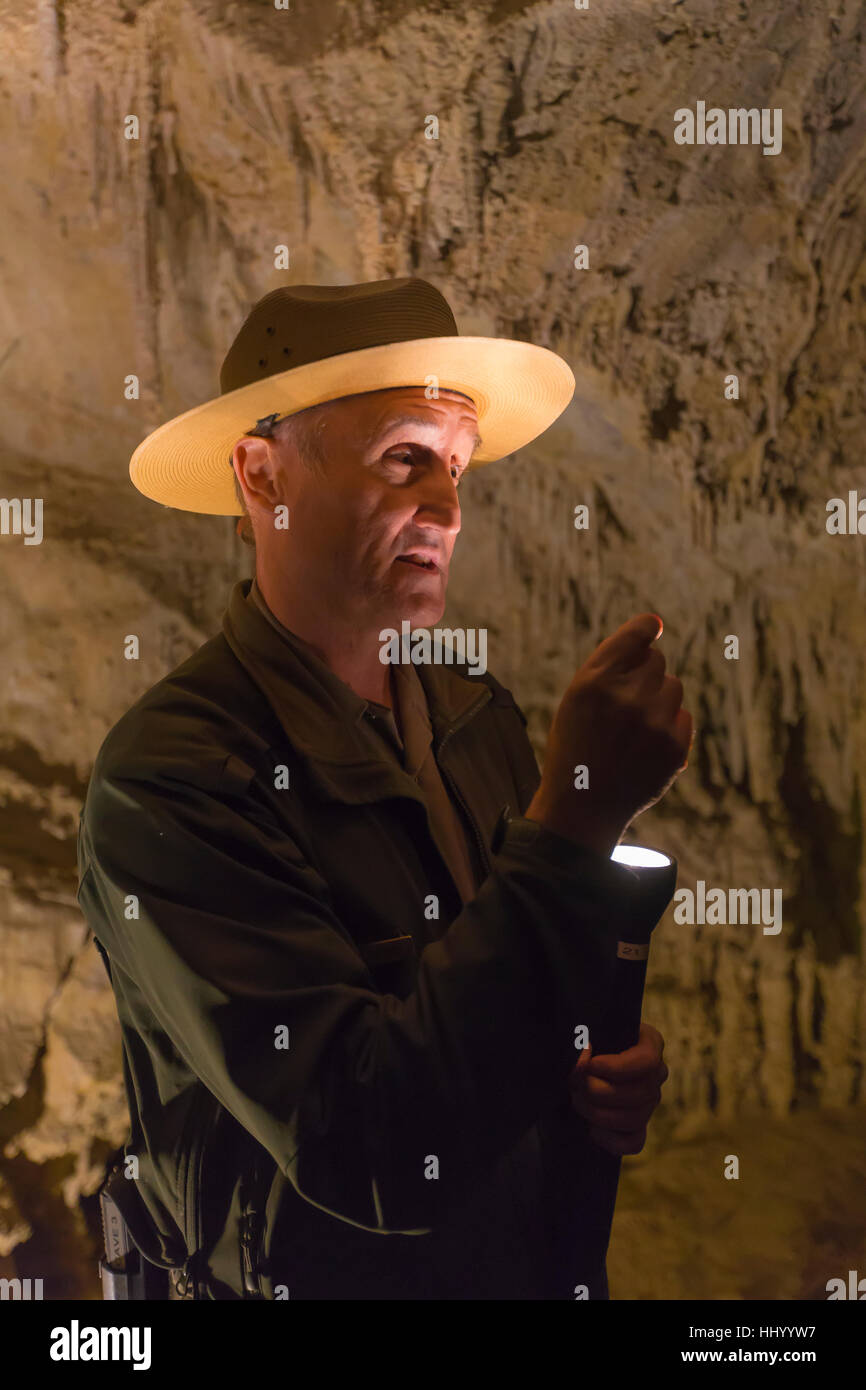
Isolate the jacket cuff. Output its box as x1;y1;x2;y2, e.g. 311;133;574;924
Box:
497;814;637;892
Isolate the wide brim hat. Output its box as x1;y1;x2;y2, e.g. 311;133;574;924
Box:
129;277;576;515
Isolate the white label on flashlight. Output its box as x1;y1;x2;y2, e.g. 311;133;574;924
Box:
617;941;649;960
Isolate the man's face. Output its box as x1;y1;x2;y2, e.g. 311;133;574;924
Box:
262;386;480;630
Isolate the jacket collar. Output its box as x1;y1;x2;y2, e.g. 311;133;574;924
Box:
221;579;491;791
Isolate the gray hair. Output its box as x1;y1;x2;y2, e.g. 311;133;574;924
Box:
231;402;333;546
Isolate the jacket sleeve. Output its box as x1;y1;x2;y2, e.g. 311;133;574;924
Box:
77;761;661;1235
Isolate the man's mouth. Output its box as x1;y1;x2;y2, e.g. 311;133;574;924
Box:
397;553;440;572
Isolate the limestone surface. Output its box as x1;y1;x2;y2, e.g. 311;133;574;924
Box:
0;0;863;1295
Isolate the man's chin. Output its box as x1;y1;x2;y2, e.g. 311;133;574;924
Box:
380;594;446;630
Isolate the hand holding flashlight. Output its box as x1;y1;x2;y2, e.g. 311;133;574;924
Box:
525;612;693;855
569;1021;669;1155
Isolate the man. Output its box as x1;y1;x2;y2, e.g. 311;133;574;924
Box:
77;277;691;1300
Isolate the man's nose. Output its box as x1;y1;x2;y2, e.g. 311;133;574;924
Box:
413;456;462;534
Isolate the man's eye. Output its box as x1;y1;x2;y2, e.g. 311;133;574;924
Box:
386;452;463;483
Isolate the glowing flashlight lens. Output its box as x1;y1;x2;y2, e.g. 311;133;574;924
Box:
610;845;672;869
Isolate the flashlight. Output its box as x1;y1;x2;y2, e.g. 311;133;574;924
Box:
556;842;678;1298
592;843;678;1053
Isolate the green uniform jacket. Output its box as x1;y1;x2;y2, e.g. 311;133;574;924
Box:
76;578;666;1300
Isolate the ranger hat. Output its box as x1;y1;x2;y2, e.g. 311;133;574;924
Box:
129;276;576;515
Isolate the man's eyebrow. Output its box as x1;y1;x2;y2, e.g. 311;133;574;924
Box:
368;414;483;456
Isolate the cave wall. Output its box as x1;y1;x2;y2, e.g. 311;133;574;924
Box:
0;0;864;1293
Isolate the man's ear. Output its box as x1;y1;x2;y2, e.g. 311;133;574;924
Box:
236;434;280;509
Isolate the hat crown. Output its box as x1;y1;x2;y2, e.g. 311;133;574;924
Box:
219;276;459;396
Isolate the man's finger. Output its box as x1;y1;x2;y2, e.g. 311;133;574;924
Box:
574;1098;659;1130
584;1048;662;1081
571;1073;664;1108
570;1057;664;1096
585;613;663;674
673;707;694;762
